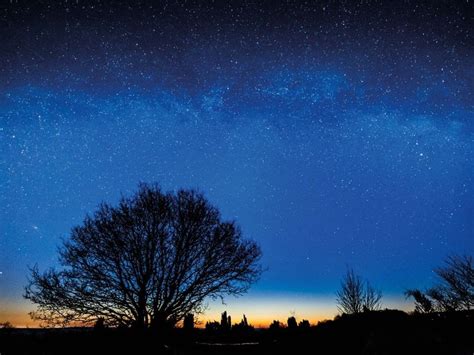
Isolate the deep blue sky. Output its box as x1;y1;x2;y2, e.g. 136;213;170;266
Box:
1;1;473;326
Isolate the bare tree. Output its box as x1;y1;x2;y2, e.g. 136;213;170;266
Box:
363;281;383;312
434;254;473;310
24;184;262;328
404;289;433;314
336;268;382;314
406;254;473;312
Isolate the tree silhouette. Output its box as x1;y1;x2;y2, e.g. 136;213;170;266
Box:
298;319;310;329
269;320;281;331
287;316;297;329
404;289;433;313
183;313;194;331
242;314;248;327
220;311;231;331
336;268;382;314
232;314;254;332
406;254;473;312
205;320;220;332
24;184;262;328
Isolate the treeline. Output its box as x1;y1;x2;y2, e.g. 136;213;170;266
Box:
2;309;474;355
201;311;311;333
195;253;473;331
334;254;473;317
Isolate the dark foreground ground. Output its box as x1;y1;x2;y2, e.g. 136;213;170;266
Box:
1;310;473;355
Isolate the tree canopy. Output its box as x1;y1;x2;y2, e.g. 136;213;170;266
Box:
25;184;262;328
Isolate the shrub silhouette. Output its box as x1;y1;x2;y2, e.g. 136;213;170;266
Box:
269;320;281;331
298;319;310;329
205;320;220;333
287;316;297;329
233;314;254;332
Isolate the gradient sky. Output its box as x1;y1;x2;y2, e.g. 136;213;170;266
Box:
1;1;473;327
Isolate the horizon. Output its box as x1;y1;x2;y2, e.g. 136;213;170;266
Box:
2;293;413;329
1;1;472;329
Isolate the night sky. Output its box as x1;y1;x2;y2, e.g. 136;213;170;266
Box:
1;1;473;327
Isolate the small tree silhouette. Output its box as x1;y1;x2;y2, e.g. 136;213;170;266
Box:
299;319;310;329
287;316;297;329
220;311;231;331
24;184;262;328
269;320;281;331
233;314;254;332
336;268;382;314
242;314;248;327
205;321;220;332
183;314;194;331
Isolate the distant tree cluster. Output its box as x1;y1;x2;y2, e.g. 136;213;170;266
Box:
269;320;281;331
233;314;254;332
24;184;262;329
205;311;254;332
336;268;382;314
405;255;474;313
266;316;311;332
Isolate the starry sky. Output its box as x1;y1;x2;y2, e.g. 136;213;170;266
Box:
1;1;473;327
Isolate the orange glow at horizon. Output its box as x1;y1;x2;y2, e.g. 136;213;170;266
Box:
1;294;413;328
0;311;333;329
0;307;38;328
197;294;339;328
